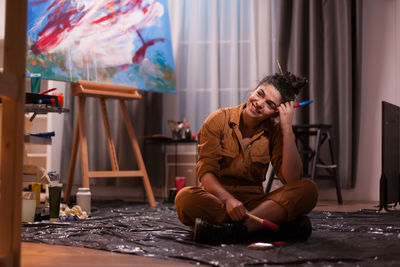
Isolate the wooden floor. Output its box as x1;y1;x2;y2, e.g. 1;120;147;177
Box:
21;200;378;267
314;200;378;212
21;242;196;267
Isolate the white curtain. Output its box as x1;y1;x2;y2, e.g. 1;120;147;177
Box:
165;0;276;135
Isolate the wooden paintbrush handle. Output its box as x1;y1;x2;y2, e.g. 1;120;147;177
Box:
246;213;280;232
247;213;263;224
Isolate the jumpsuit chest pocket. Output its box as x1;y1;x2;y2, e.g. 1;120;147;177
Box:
249;136;270;164
249;138;271;182
251;154;270;165
219;147;238;169
216;128;240;173
250;152;270;182
220;130;239;155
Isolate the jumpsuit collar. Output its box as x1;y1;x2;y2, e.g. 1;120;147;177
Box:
229;104;276;152
228;103;274;137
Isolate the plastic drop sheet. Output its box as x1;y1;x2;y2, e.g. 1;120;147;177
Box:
22;200;400;266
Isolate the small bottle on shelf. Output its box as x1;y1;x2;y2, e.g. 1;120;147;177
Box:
185;124;191;140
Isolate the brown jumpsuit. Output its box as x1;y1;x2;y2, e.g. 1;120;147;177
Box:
175;104;318;226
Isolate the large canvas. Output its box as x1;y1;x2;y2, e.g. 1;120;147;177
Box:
26;0;176;93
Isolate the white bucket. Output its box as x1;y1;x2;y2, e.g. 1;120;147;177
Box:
21;192;36;222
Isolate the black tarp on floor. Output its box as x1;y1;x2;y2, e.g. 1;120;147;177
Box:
21;200;400;266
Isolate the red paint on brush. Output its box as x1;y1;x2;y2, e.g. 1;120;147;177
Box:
262;219;280;232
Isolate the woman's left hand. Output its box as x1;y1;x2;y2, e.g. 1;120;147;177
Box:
277;101;294;132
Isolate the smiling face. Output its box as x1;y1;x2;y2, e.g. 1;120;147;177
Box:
244;84;282;122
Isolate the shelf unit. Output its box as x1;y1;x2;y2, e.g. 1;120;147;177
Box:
23;104;68;189
24;114;48;171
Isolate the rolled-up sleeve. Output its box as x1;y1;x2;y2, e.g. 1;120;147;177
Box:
196;110;226;182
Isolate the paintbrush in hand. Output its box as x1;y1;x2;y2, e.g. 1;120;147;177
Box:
275;100;313;113
246;213;280;232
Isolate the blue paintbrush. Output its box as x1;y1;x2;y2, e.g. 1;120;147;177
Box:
275;100;313;113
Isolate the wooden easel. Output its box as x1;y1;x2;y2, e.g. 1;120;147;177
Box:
64;80;156;207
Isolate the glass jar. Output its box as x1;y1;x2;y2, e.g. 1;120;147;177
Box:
76;187;91;214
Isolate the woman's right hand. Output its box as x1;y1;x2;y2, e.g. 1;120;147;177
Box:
201;173;247;221
225;198;247;221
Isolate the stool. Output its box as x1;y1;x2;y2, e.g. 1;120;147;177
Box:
265;124;343;204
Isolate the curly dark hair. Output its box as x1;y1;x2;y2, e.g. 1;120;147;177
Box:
256;72;308;103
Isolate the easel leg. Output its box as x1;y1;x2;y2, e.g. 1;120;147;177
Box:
99;98;119;171
119;100;156;207
78;96;90;188
64;119;80;202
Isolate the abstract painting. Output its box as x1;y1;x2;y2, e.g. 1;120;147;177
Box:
26;0;176;93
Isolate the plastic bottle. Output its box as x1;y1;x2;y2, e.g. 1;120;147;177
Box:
185;124;191;140
76;187;91;214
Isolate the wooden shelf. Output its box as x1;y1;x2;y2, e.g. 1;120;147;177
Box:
26;153;47;157
25;104;69;122
24;104;69;114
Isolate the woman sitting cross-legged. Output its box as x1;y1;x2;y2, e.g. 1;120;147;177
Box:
175;71;318;245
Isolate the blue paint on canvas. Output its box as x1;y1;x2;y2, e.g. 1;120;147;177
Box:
26;0;176;93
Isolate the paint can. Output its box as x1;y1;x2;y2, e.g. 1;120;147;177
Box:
31;182;41;205
168;188;177;203
48;182;63;222
21;191;36;222
30;73;41;93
